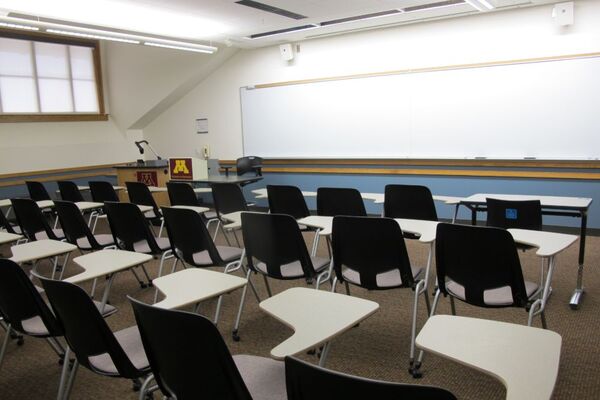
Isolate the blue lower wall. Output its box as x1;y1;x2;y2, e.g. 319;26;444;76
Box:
240;172;598;229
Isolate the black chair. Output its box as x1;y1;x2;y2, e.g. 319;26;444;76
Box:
210;183;249;245
57;181;85;202
0;259;65;370
104;201;168;286
267;185;310;220
54;200;113;251
129;297;285;400
331;216;427;376
11;198;64;242
89;181;120;203
223;156;263;179
486;198;542;231
26;181;52;201
317;187;366;217
285;356;456;400
237;212;330;340
0;206;21;235
431;223;543;322
166;181;219;232
384;184;438;221
158;207;244;305
40;277;151;400
125;181;163;234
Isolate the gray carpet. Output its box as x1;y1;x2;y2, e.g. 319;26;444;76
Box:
0;223;598;399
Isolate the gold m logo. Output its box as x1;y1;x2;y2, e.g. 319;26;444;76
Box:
172;160;189;174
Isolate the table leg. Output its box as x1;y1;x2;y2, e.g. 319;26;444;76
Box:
99;274;116;314
452;204;460;223
470;205;477;225
570;210;587;309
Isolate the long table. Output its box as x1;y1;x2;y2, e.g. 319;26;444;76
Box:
452;193;592;309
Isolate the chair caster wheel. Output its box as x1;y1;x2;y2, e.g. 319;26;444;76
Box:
232;330;240;342
409;361;423;378
139;283;147;289
148;282;154;287
58;356;65;365
132;380;141;392
16;337;24;346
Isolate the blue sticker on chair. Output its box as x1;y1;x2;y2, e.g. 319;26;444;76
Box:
505;208;518;220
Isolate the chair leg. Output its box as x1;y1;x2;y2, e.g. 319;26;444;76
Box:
212;220;221;242
541;310;548;329
57;346;71;400
139;374;154;400
409;281;425;377
63;359;79;400
139;264;153;286
344;281;351;295
46;337;65;359
232;270;252;342
158;219;165;237
0;323;12;370
213;295;224;326
450;296;457;316
153;252;172;303
413;289;443;378
130;268;146;289
58;253;71;280
170;258;180;274
423;289;431;316
262;274;273;297
330;277;338;293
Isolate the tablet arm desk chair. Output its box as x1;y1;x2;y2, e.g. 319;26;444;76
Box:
222;156;263;181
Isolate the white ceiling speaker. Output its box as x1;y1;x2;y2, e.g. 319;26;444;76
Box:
279;43;294;61
553;2;574;26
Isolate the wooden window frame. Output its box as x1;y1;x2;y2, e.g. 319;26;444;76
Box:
0;28;108;122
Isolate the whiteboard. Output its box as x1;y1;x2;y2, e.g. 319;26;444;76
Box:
240;56;600;160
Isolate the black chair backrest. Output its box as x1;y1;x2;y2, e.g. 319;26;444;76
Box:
162;207;224;266
285;356;456;400
317;187;366;217
54;200;103;250
89;181;120;203
126;181;161;219
436;223;528;308
0;207;18;234
384;184;438;221
104;202;162;254
332;216;414;290
57;181;85;202
40;277;144;378
11;198;57;241
0;259;62;337
486;198;542;231
210;183;248;217
129;297;253;400
242;212;315;279
26;181;51;201
267;185;310;219
166;182;199;207
236;156;263;176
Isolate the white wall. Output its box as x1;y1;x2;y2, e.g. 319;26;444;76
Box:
143;0;600;160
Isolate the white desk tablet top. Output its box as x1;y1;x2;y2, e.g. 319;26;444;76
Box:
462;193;592;209
221;211;244;229
170;205;210;214
416;315;561;400
148;186;167;192
10;240;77;264
259;287;379;360
153;268;247;310
0;231;22;245
193;187;212;194
0;199;11;208
75;201;104;211
65;250;153;284
36;200;55;209
138;205;154;213
508;229;578;258
297;216;438;243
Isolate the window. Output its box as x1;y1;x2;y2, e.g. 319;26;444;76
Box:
0;29;107;122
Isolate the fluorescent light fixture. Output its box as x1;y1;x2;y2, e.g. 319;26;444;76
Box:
402;0;466;13
245;24;318;40
46;28;140;44
0;21;38;30
320;10;402;27
143;42;215;54
464;0;495;11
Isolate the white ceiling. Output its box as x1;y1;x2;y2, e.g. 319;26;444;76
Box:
0;0;563;49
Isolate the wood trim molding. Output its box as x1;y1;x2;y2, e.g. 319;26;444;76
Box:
0;114;109;123
0;170;116;188
259;167;600;180
252;52;600;89
0;163;126;179
219;159;600;169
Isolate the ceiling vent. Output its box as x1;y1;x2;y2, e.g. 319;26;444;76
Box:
235;1;307;20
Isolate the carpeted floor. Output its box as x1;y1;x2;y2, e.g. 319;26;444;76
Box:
1;222;599;399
